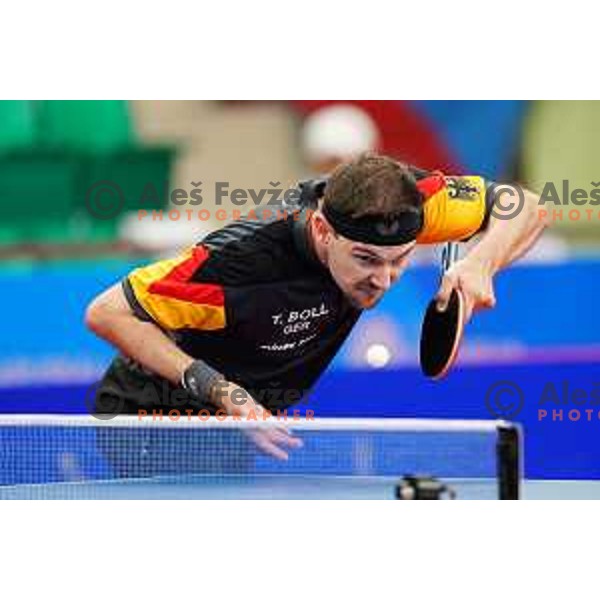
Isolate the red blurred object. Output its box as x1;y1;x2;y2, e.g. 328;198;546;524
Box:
291;100;462;173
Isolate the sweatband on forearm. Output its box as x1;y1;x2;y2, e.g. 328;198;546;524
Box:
181;360;225;405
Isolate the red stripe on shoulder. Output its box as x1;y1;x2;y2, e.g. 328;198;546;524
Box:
416;172;447;200
148;246;225;307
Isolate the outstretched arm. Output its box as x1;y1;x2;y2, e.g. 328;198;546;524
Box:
85;282;301;459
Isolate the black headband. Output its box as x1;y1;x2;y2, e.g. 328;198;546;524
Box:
322;202;424;246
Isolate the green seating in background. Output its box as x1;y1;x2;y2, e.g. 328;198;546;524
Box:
75;147;175;242
0;152;80;244
37;100;133;152
0;100;175;246
0;101;37;152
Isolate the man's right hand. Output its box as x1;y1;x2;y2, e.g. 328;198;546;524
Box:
214;380;303;461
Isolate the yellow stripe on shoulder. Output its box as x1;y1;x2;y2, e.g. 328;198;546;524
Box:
417;175;487;244
132;292;226;330
127;248;226;331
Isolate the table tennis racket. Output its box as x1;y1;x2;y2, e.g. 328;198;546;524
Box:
420;242;466;379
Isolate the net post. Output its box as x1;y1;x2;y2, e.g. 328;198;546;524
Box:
496;421;521;500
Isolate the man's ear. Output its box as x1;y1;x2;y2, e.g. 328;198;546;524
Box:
312;210;333;244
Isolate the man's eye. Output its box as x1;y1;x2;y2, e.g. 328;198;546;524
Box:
356;255;375;265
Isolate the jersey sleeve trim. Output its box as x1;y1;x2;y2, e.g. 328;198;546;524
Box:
416;173;487;244
124;246;226;331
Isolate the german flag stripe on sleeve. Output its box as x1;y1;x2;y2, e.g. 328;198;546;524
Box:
126;246;226;331
416;174;487;244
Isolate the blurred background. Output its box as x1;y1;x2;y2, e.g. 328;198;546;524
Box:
0;100;599;478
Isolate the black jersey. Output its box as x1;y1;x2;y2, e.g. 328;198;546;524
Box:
97;184;360;414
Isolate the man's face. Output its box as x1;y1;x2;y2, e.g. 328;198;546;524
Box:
326;232;415;309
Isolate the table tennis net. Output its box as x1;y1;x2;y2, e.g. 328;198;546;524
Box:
0;416;520;499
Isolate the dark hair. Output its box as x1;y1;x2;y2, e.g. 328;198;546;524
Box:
322;153;421;218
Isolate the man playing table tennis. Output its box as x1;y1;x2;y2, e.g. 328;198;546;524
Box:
86;153;546;459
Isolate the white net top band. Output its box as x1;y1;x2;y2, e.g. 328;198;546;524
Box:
0;414;509;433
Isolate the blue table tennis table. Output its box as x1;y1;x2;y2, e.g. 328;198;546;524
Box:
3;474;600;500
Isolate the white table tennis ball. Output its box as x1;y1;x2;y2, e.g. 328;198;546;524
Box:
365;343;391;368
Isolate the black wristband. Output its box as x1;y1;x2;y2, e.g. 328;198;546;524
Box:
181;360;224;404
